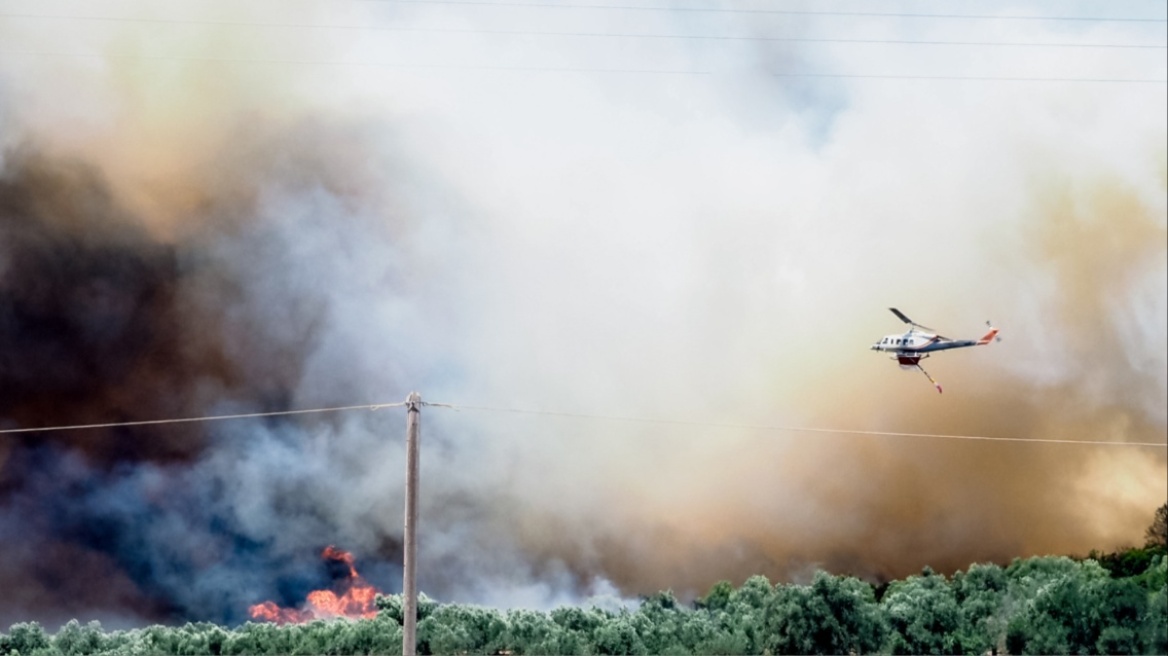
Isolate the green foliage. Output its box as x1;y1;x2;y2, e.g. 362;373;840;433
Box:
766;571;886;655
7;552;1168;655
1;622;52;656
633;591;689;655
51;620;105;656
694;581;732;613
417;604;506;655
1146;573;1167;655
1088;544;1168;579
592;614;645;655
951;562;1008;654
1000;557;1155;655
880;567;961;654
719;575;774;655
374;593;437;626
550;604;610;635
501;609;556;655
1005;559;1099;655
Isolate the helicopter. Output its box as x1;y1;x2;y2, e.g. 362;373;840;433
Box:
871;308;999;393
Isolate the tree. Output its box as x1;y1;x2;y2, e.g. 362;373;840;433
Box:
1093;577;1149;654
1089;546;1164;578
1002;558;1134;655
503;609;556;655
766;571;886;655
695;581;733;613
359;615;406;655
671;611;718;655
550;605;612;654
417;615;472;656
951;562;1008;655
593;614;645;656
2;622;52;655
881;567;961;654
690;626;748;656
1146;572;1167;656
375;593;437;626
52;619;108;656
412;603;507;655
720;575;775;655
634;591;687;655
550;605;609;635
1147;502;1168;548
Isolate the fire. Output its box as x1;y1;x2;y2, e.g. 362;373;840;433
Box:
249;546;381;624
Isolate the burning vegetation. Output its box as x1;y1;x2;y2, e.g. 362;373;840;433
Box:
248;547;381;624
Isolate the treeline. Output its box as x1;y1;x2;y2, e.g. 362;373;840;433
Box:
2;552;1165;655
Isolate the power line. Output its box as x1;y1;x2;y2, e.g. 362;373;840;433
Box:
2;13;1163;49
3;51;1164;83
3;400;1165;447
437;403;1168;447
0;402;406;435
300;1;1168;22
0;50;712;74
769;72;1167;83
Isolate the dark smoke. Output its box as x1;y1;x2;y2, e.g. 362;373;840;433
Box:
0;133;410;627
0;148;309;463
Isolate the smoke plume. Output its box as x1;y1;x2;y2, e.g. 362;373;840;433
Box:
1;0;1165;628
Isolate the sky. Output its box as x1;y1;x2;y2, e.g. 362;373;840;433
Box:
0;0;1166;628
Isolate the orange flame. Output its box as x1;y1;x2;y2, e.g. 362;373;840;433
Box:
249;546;381;624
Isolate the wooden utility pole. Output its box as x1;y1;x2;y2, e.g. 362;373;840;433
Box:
403;391;421;656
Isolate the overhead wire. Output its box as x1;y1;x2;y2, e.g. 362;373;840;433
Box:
0;51;713;74
0;402;406;435
433;403;1168;447
1;10;1162;82
768;72;1166;83
3;400;1165;448
1;51;1163;83
278;1;1168;22
0;13;1164;49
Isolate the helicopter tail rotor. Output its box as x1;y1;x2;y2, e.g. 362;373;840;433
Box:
978;323;1001;345
985;320;1002;343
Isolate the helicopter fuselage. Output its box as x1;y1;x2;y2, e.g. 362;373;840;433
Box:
870;330;983;369
871;308;999;392
870;330;983;356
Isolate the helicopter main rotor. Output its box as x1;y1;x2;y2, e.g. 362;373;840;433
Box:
889;307;935;333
